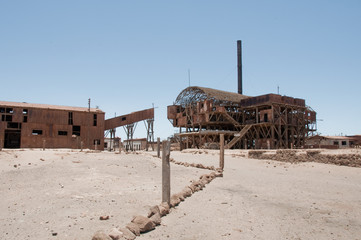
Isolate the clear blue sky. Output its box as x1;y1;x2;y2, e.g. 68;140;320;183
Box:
1;0;360;140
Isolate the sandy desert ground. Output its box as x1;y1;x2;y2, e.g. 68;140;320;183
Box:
1;148;361;240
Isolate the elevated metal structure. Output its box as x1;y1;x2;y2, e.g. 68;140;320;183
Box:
105;108;154;151
167;41;316;150
168;87;316;150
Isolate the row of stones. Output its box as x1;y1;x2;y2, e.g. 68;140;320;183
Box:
92;171;223;240
169;157;220;171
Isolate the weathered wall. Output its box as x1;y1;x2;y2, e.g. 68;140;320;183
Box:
0;104;104;150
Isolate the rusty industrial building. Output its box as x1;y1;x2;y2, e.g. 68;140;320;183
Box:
167;41;317;149
0;101;154;150
0;101;105;150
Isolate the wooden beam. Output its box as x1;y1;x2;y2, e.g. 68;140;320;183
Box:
162;140;171;204
220;134;224;170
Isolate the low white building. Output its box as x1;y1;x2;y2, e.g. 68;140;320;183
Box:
123;138;147;151
104;137;120;151
306;135;355;149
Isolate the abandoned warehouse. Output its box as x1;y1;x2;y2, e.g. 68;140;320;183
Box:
0;101;105;150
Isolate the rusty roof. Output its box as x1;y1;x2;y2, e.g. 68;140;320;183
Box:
196;86;250;102
0;101;104;113
175;86;250;106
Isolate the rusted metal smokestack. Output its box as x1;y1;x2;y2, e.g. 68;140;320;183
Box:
237;40;242;95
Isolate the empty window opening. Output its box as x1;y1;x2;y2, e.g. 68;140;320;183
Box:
93;114;97;126
333;141;339;145
58;131;68;136
94;139;100;145
5;115;12;122
32;130;43;135
7;122;21;129
342;141;347;146
1;115;4;121
72;126;81;136
0;108;5;113
23;116;28;123
122;117;126;121
68;112;73;125
6;108;13;114
23;109;28;115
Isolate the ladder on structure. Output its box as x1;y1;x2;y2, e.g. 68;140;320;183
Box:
224;124;253;149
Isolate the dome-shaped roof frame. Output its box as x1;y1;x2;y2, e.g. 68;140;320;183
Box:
174;86;249;107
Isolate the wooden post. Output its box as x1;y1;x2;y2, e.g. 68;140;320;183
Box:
43;140;46;151
220;134;224;170
157;137;160;158
162;140;171;205
179;137;183;151
80;141;84;152
95;142;98;151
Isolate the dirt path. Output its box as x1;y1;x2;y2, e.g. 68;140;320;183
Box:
139;151;361;240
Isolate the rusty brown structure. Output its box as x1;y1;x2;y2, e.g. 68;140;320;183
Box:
0;101;105;150
104;108;155;151
0;99;154;150
167;86;317;150
104;108;154;130
0;101;155;151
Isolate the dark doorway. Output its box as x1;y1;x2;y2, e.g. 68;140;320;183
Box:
4;130;21;148
264;113;268;122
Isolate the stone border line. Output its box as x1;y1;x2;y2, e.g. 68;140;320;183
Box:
91;151;224;240
169;157;221;171
91;170;223;240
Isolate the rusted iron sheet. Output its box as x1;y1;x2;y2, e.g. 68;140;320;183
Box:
104;108;154;130
307;111;317;122
240;94;306;107
167;105;178;119
0;101;103;113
